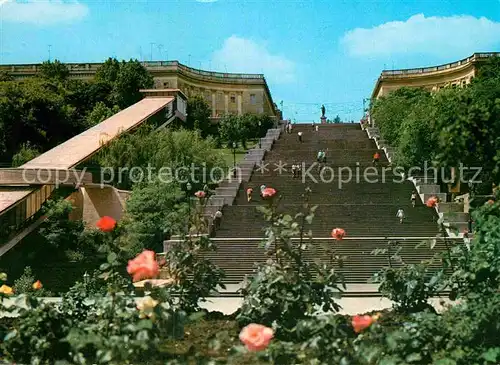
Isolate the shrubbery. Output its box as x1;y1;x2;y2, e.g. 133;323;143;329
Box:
1;189;499;364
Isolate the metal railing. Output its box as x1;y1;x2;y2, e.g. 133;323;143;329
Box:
380;52;500;77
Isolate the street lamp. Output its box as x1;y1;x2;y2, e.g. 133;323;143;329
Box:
186;182;192;231
258;121;262;148
232;142;237;177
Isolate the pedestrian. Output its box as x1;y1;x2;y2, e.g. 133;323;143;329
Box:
322;149;327;163
411;190;417;207
260;184;266;197
246;187;253;202
315;125;319;132
317;150;323;163
214;210;223;230
463;229;471;251
298;131;303;142
372;151;381;166
396;208;405;224
312;121;316;130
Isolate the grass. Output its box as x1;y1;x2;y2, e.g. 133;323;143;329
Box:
218;140;258;168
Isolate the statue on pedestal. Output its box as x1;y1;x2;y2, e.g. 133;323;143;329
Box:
321;105;326;118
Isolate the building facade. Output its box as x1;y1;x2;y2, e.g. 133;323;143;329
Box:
0;60;279;118
371;52;500;100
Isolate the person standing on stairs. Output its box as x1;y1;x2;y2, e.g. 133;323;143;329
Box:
246;187;253;202
317;150;323;163
411;190;417;207
214;210;223;230
298;131;303;142
396;208;405;224
373;151;381;166
260;184;266;198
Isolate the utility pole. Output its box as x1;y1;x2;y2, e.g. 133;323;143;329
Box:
157;44;163;60
150;42;155;62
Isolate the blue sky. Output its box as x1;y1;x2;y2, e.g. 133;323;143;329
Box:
1;0;500;122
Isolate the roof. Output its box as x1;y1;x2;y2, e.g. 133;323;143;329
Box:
22;97;173;169
0;96;173;214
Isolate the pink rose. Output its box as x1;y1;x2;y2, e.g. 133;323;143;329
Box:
194;191;206;198
426;196;438;208
261;188;276;198
126;250;160;282
331;228;346;240
239;323;274;351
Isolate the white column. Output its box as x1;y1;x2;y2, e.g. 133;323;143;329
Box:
224;93;229;114
211;92;216;117
237;93;242;115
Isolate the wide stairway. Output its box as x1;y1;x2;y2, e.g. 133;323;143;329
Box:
208;123;444;284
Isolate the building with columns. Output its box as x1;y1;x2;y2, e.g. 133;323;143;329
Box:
371;52;500;100
0;60;280;119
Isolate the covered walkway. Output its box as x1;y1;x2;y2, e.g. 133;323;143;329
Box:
0;93;179;256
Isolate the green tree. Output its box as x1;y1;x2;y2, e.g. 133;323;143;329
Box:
395;94;436;169
85;102;120;128
372;87;430;145
38;60;69;81
0;71;13;82
332;115;341;123
218;114;241;147
95;58;153;109
116;179;188;254
11;142;40;167
186;95;212;137
97;127;226;189
95;57;121;84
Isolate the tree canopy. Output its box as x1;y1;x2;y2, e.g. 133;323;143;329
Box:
372;57;500;187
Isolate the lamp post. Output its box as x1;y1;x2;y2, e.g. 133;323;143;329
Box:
232;142;237;177
258;121;262;149
186;182;192;232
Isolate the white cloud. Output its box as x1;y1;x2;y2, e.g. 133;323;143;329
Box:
0;0;89;25
341;14;500;57
211;35;296;84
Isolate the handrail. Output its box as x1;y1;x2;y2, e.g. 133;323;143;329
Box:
380;52;500;77
0;60;265;80
167;237;464;242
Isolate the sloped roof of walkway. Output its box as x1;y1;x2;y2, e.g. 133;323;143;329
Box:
0;96;173;214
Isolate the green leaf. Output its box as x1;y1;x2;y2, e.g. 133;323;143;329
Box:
3;329;18;342
136;319;154;330
482;348;500;362
406;353;422;362
107;252;117;263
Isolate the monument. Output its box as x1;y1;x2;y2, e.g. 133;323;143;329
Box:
320;104;327;124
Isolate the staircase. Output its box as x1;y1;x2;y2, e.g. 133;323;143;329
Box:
170;124;450;286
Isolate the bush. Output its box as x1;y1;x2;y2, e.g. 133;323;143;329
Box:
237;189;344;339
13;266;53;297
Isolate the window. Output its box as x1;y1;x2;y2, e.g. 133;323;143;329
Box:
250;94;256;105
230;95;236;103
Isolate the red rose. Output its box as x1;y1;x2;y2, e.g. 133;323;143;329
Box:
352;315;373;333
96;216;117;232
